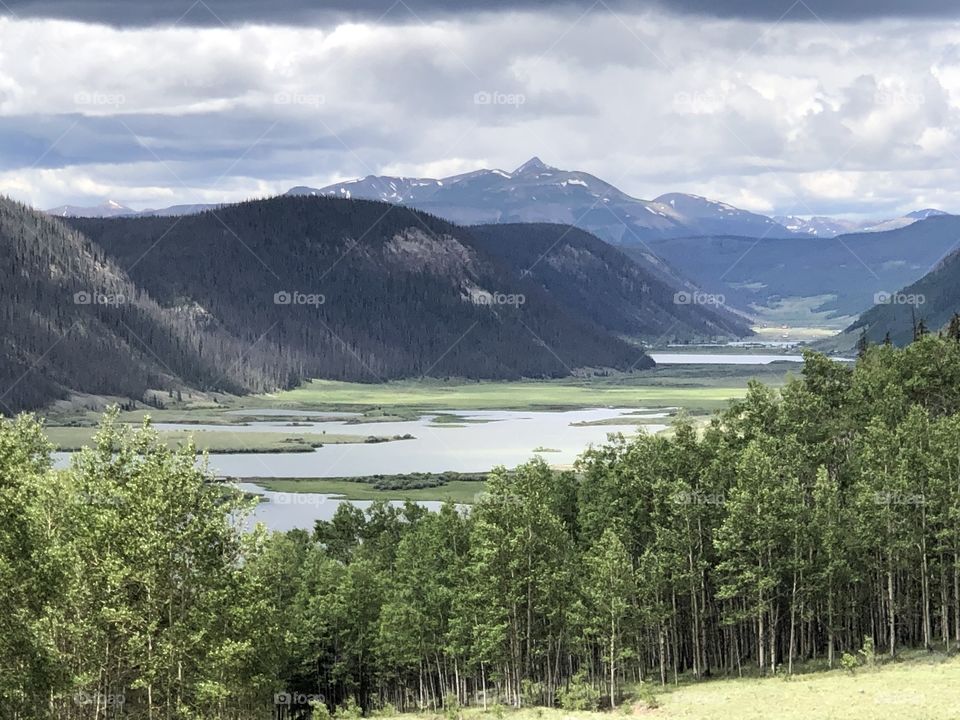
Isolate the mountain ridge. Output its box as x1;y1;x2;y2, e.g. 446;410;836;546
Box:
44;159;950;244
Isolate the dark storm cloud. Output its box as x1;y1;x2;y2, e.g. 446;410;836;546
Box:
0;112;378;176
3;0;959;26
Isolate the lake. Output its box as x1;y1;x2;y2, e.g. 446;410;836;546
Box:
189;407;668;478
233;481;451;532
52;350;817;531
648;352;803;364
54;407;667;532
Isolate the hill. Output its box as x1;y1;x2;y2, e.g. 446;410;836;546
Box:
0;196;260;413
469;223;752;341
843;244;960;346
67;196;651;388
632;214;960;325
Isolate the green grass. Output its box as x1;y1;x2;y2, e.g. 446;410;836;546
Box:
749;294;856;332
42;366;794;430
570;416;673;427
640;651;960;719
44;427;408;453
372;653;959;720
252;477;485;503
257;371;786;414
429;413;495;425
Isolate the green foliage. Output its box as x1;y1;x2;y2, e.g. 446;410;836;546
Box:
636;684;660;710
520;680;544;708
557;672;601;711
840;653;859;674
335;697;364;720
3;338;960;717
443;693;462;720
312;701;334;720
371;702;396;718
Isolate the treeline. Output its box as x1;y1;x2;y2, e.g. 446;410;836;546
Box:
3;336;960;719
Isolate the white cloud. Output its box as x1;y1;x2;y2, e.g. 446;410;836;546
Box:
0;11;959;217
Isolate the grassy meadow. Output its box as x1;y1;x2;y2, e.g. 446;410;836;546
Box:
383;653;959;720
259;365;791;415
43;426;408;453
41;363;796;458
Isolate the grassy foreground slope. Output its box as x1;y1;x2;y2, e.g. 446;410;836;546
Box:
643;654;958;719
384;654;958;720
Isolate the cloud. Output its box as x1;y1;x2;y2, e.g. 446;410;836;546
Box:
1;10;959;218
4;0;960;26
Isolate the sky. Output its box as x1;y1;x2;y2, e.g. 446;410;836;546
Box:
2;0;960;218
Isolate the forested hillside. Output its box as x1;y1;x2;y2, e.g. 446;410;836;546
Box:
70;197;649;386
0;196;258;412
470;223;752;341
633;215;960;321
0;196;655;412
846;245;960;345
4;336;960;718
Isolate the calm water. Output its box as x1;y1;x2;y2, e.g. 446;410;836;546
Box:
53;407;668;532
649;352;803;364
200;408;668;478
51;349;813;531
233;481;450;532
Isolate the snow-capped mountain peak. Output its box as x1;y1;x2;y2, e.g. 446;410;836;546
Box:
513;156;552;175
45;199;136;218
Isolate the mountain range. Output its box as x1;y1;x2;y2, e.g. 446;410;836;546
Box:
773;208;948;238
39;158;960;339
632;215;960;326
46;200;223;218
45;158;945;243
287;157;945;242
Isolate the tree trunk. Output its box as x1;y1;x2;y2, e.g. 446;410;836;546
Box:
788;569;798;675
888;556;896;658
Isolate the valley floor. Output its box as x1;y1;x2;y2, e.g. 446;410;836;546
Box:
40;365;795;472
